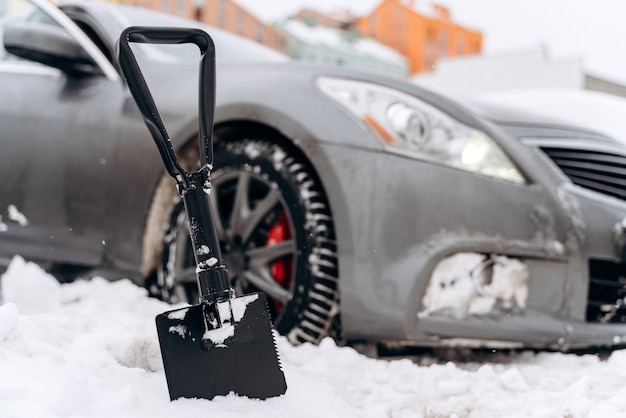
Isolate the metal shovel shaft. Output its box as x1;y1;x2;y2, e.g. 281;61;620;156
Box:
180;173;231;304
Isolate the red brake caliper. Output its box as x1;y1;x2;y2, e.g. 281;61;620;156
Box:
266;211;292;313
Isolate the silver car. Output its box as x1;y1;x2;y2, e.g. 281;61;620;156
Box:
1;0;625;351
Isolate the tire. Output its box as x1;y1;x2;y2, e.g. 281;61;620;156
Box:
158;138;341;344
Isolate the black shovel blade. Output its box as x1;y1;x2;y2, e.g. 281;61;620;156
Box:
155;292;287;400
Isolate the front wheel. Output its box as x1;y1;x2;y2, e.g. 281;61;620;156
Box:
158;138;340;344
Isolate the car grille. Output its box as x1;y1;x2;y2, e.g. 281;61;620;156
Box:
586;259;626;323
541;147;626;201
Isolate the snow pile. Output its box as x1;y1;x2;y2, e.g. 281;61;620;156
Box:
3;256;626;417
420;253;528;319
1;256;62;314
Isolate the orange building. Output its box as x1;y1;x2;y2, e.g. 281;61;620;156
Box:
117;0;289;55
354;0;482;74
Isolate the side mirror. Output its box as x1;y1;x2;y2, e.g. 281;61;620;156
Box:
3;21;103;76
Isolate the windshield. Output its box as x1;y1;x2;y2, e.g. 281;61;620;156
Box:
107;4;288;63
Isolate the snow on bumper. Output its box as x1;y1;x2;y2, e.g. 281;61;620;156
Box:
418;252;529;320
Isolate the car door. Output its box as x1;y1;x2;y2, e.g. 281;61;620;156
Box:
0;0;125;269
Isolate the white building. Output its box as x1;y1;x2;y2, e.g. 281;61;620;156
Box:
412;47;584;100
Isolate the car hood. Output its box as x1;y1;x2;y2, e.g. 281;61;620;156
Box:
467;99;572;127
466;97;624;146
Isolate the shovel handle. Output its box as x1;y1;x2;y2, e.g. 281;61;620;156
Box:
118;27;231;304
117;26;216;183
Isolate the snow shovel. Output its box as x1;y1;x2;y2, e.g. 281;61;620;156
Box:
117;26;287;401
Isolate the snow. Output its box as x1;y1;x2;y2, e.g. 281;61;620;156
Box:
7;205;28;226
168;324;187;338
0;204;30;232
4;255;626;417
196;245;211;255
196;256;218;271
420;253;529;319
167;308;188;320
230;293;258;321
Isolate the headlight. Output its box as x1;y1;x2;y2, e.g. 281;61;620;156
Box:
316;77;526;184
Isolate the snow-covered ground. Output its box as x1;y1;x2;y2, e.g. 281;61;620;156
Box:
2;255;626;418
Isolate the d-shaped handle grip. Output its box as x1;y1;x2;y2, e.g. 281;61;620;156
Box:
117;26;216;186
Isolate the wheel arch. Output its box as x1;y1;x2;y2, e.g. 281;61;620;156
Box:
211;119;354;287
140;119;353;335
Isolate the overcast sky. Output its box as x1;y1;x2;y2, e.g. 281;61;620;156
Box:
235;0;626;84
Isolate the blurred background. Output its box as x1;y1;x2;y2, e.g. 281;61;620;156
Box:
98;0;626;141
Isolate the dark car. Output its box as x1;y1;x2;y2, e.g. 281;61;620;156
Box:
1;0;625;351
